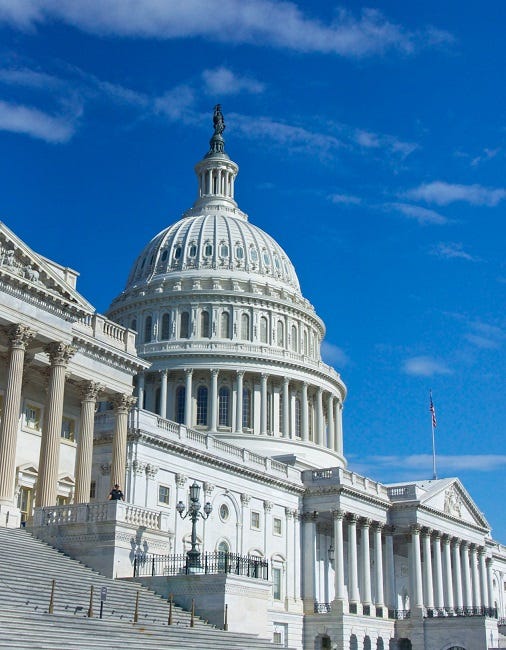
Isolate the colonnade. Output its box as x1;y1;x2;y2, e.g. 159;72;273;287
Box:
0;323;135;513
137;368;343;452
301;510;494;617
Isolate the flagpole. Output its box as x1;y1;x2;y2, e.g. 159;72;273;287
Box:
430;390;437;480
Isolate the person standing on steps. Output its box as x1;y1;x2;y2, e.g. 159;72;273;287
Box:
108;483;124;501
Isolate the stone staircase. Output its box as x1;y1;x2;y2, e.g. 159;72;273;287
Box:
0;527;286;649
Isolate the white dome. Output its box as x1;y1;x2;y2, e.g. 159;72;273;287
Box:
125;212;301;295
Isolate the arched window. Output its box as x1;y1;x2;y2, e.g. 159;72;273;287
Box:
161;313;170;340
241;313;250;340
291;324;298;351
220;311;230;338
218;387;230;426
243;388;252;429
175;387;185;424
144;316;152;343
295;398;301;437
217;540;230;571
196;386;208;426
200;310;210;338
155;387;161;415
260;316;268;344
276;320;284;347
364;637;371;650
180;311;190;339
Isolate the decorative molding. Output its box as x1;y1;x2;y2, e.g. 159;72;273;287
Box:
175;473;187;488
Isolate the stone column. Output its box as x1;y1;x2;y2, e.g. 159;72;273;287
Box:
260;373;268;434
348;514;360;606
235;370;244;433
294;511;301;601
361;519;372;606
210;369;219;431
302;511;318;612
0;324;35;506
332;510;346;603
486;558;494;613
184;368;193;426
159;369;168;418
327;394;335;450
384;526;396;610
282;377;289;438
36;342;75;508
479;549;489;608
461;542;472;608
334;399;343;455
74;381;102;504
301;382;309;442
442;534;454;610
410;524;424;608
422;528;434;609
315;387;323;446
136;372;145;410
110;393;136;491
373;523;385;610
433;533;444;609
452;539;463;610
471;545;481;607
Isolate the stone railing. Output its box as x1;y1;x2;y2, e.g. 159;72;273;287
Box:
74;313;137;354
387;484;418;501
31;500;168;531
302;467;389;499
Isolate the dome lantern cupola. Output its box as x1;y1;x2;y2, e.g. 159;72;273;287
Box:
193;105;240;214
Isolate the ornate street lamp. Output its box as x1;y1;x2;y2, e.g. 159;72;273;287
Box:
176;481;213;569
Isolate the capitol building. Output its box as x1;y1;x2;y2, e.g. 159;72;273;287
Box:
0;107;505;650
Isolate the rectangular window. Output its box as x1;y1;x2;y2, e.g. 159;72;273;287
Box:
273;632;282;645
272;567;282;600
25;404;41;430
273;517;282;536
158;484;170;505
89;481;96;499
61;417;75;441
251;511;260;530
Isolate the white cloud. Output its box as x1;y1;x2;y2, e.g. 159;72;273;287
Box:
353;454;506;477
202;67;265;96
430;241;478;261
465;320;504;349
402;356;452;377
321;341;349;368
0;99;76;142
0;1;453;58
405;181;506;206
328;193;362;206
0;67;62;89
154;85;196;121
388;202;448;225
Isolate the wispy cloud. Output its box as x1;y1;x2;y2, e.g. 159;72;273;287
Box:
0;99;77;142
0;66;63;89
388;202;448;225
464;320;505;349
430;241;478;261
328;193;362;206
202;67;265;96
402;356;452;377
405;181;506;207
354;129;417;158
0;1;453;58
351;454;506;479
321;341;349;368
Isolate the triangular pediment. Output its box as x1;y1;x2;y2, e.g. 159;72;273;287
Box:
0;221;94;318
418;478;489;529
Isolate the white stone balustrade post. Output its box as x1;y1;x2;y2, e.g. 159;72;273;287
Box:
442;534;454;610
36;342;75;508
110;393;136;490
0;325;35;506
422;528;434;609
74;381;102;503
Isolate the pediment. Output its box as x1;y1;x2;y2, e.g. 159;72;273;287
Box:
419;478;489;529
0;221;93;317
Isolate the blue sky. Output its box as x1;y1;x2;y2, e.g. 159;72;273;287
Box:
0;1;505;540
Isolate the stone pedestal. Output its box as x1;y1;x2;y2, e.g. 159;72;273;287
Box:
0;503;21;528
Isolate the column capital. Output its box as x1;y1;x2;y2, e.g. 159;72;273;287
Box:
240;492;251;505
478;546;487;557
433;530;442;540
263;500;273;512
79;380;103;402
158;368;168;377
332;509;345;521
384;524;395;535
460;540;470;550
347;513;359;524
236;369;245;378
175;473;187;487
283;376;289;386
210;368;219;378
45;341;76;366
441;533;452;544
260;372;268;380
184;367;193;377
372;521;385;532
410;523;422;534
452;537;462;547
301;510;318;523
360;517;372;528
111;393;136;413
421;526;433;537
485;556;493;567
6;323;35;349
285;507;296;518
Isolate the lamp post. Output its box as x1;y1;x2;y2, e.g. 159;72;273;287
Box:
176;481;212;570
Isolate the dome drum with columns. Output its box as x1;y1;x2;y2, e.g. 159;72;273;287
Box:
108;106;346;470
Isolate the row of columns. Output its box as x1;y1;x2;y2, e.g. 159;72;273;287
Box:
138;368;343;452
0;323;135;512
410;525;494;611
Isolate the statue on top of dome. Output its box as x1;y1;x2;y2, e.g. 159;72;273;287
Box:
213;104;225;136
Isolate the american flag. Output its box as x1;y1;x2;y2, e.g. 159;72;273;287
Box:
429;392;437;428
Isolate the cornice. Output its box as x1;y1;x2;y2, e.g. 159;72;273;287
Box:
304;483;390;510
